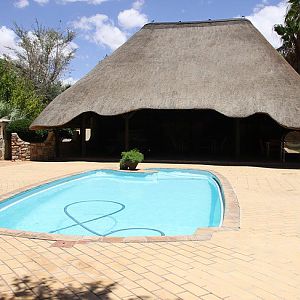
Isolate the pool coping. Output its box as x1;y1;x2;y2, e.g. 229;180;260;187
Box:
0;168;240;244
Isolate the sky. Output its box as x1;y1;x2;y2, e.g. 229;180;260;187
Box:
0;0;288;84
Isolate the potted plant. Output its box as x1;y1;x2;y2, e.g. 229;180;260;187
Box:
120;149;144;170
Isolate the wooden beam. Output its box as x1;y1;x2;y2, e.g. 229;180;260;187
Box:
125;116;129;151
81;116;86;157
124;112;136;151
54;130;60;158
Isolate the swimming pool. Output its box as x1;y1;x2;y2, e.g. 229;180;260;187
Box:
0;169;224;237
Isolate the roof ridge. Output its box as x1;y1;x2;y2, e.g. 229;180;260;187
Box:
143;18;251;28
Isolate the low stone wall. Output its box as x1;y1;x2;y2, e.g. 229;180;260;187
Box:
11;132;56;161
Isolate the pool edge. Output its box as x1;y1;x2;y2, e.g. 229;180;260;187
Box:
0;168;240;244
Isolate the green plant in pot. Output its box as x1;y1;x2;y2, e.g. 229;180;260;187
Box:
120;149;144;170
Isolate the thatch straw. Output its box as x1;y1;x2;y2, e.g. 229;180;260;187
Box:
31;19;300;130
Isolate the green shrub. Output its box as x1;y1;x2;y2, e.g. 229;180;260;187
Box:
121;149;144;163
0;59;43;120
6;119;48;143
120;149;144;170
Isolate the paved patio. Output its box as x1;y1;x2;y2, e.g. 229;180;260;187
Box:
0;161;299;299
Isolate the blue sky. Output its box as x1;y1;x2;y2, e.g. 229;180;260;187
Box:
0;0;288;83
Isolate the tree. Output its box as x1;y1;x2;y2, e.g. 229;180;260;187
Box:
9;20;76;104
0;101;23;121
274;0;300;74
0;59;41;120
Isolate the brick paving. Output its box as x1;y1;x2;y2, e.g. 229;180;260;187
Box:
0;161;300;299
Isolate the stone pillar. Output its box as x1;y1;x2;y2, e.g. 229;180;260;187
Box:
0;119;9;160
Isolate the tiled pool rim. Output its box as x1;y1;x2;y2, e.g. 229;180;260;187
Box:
0;168;240;243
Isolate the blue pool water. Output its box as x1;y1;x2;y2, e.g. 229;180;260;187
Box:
0;169;224;237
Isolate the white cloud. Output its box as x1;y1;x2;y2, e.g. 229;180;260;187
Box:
58;0;107;4
14;0;29;8
118;9;148;30
132;0;144;10
60;40;79;58
0;26;21;59
62;76;78;85
118;0;148;30
73;14;127;51
73;1;148;51
253;0;269;12
246;0;288;48
33;0;49;5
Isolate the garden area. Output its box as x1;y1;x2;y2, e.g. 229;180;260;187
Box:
0;21;76;159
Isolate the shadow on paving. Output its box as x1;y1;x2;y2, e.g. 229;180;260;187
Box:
0;275;156;300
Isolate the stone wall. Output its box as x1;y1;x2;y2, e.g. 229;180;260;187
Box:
11;132;56;161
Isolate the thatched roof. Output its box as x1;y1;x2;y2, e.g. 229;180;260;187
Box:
31;18;300;130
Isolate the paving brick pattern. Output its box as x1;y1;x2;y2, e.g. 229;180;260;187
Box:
0;161;300;299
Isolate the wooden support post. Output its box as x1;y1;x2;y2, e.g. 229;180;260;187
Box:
235;118;240;160
54;130;60;159
124;112;136;151
81;116;86;157
90;115;96;141
125;116;129;151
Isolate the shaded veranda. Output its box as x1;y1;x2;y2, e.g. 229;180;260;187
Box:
56;109;288;162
